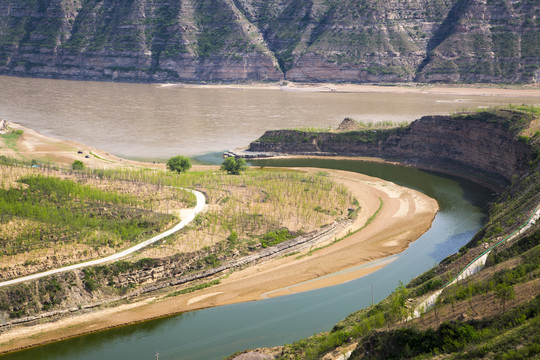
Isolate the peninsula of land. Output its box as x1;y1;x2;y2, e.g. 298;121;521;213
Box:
0;121;438;353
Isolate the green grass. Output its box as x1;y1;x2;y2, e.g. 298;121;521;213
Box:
89;152;114;163
0;131;22;151
164;279;221;298
0;174;175;255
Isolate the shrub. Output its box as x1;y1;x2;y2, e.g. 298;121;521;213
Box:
166;155;191;173
260;228;294;248
227;231;238;244
72;160;84;170
221;156;246;175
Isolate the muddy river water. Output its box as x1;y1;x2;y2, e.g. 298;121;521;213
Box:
0;76;538;161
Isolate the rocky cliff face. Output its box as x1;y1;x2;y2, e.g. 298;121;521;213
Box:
0;0;283;82
248;110;536;189
0;0;537;83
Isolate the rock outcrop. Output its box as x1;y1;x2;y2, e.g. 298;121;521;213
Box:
0;0;538;83
246;109;536;190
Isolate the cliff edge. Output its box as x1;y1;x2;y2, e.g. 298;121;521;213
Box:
244;108;538;190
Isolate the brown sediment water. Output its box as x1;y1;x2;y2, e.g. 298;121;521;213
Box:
0;75;538;160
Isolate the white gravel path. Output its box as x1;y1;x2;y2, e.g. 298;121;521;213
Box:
0;189;206;288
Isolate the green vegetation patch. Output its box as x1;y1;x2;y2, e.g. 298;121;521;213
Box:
165;279;221;298
260;228;296;248
0;130;23;151
452;106;540;135
487;228;540;266
354;321;480;358
255;126;408;145
350;295;540;359
0;174;175;255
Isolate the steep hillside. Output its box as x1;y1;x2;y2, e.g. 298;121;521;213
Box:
0;0;538;83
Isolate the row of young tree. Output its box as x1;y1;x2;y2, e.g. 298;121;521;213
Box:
165;155;246;174
72;155;246;175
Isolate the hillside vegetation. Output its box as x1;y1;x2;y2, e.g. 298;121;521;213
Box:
0;0;538;83
230;106;540;359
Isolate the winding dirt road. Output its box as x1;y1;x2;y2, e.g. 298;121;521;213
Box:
0;189;206;288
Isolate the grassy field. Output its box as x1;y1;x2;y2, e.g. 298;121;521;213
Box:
130;167;355;259
0;130;22;151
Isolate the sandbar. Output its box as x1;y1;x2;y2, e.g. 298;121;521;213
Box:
164;82;540;98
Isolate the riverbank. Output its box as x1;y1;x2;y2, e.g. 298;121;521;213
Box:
164;82;540;98
0;123;438;354
0;121;166;170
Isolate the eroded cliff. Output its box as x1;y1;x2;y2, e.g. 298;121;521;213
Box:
0;0;538;83
247;108;538;189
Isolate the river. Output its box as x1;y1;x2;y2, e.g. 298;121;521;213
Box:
1;158;492;360
0;76;517;359
0;75;538;161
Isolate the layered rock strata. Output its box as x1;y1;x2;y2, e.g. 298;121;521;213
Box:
245;111;535;189
0;0;538;83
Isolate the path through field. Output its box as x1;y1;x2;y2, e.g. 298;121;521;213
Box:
0;189;206;288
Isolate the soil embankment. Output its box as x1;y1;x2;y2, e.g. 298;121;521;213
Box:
244;109;536;191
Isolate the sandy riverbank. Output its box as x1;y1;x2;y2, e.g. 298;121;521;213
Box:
0;123;438;353
164;81;540;98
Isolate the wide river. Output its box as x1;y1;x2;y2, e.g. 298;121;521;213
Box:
0;76;535;359
0;75;538;161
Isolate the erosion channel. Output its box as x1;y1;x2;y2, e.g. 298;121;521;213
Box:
0;159;491;360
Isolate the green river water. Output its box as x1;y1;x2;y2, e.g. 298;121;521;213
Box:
1;158;492;360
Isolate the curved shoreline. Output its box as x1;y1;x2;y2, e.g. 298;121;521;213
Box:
0;124;439;354
0;168;438;355
234;152;506;193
